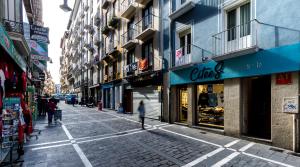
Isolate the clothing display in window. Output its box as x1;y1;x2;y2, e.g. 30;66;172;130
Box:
198;92;209;107
208;93;218;107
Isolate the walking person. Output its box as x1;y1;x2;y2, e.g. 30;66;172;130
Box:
48;97;57;125
71;95;76;107
138;100;145;130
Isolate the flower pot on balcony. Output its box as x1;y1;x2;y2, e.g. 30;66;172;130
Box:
101;25;110;35
108;17;120;29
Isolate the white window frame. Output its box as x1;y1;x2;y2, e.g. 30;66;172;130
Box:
222;0;253;53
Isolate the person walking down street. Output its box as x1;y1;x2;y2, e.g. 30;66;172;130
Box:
48;97;57;125
138;100;145;130
71;96;76;107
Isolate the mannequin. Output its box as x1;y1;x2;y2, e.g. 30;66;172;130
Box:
198;88;209;107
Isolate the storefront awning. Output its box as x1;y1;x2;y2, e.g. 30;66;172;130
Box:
0;23;27;72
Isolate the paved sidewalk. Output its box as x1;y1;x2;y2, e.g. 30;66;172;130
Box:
19;103;300;167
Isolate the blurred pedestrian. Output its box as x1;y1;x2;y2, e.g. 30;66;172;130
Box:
138;100;145;130
48;97;57;125
71;96;76;107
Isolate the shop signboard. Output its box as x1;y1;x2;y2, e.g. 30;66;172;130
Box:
170;42;300;85
30;40;48;57
276;73;292;85
32;60;46;71
30;24;49;43
31;54;50;61
125;62;138;73
283;97;299;114
0;24;26;72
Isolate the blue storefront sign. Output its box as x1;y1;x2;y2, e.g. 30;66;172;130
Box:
170;42;300;85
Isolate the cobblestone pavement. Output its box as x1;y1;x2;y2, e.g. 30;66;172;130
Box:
21;102;300;167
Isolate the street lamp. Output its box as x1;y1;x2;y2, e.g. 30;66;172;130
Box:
60;0;72;12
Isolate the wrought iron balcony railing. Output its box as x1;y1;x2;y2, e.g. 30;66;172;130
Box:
122;29;137;47
2;19;24;34
172;44;212;68
212;19;300;60
135;13;157;40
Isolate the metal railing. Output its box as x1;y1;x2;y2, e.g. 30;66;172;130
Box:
2;19;24;34
108;40;119;54
122;29;137;45
213;19;300;57
212;20;258;57
135;13;156;35
173;44;212;67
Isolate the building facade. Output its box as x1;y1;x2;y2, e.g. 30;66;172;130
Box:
161;0;300;151
61;0;163;120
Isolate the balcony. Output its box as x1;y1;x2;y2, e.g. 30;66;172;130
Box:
2;19;30;56
108;17;120;29
101;25;110;35
88;26;95;34
88;79;93;86
107;40;120;56
135;14;156;41
124;62;138;76
84;43;94;52
102;0;110;9
93;33;101;46
120;0;137;19
94;12;101;26
135;0;151;5
121;29;137;49
84;4;89;11
80;29;85;35
172;44;212;69
212;20;260;61
169;0;196;20
84;23;92;30
80;11;85;18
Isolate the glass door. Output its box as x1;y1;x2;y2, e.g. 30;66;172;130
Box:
179;87;188;123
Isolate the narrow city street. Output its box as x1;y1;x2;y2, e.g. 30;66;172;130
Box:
21;103;300;167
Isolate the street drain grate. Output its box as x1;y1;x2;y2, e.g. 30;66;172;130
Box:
269;147;284;153
200;131;207;134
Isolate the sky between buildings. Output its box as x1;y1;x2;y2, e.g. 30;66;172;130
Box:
43;0;74;84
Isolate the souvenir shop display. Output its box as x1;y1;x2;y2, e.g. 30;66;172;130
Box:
0;97;21;164
26;86;37;122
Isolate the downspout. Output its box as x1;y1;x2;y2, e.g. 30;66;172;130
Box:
168;0;172;124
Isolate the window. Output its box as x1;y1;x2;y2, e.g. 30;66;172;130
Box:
197;83;224;129
142;39;153;67
227;9;236;41
127;49;135;65
181;0;186;4
142;2;153;30
240;3;250;37
128;19;135;40
227;2;251;41
179;30;191;55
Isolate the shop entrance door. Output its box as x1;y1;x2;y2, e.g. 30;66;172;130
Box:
124;90;132;113
246;76;271;139
178;87;188;123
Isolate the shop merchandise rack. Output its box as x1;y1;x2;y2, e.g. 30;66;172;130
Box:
0;97;23;166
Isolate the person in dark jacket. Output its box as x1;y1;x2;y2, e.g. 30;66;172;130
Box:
71;96;76;107
138;100;145;130
48;97;57;125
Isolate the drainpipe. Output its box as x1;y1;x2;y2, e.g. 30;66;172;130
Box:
168;0;172;124
295;73;300;153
